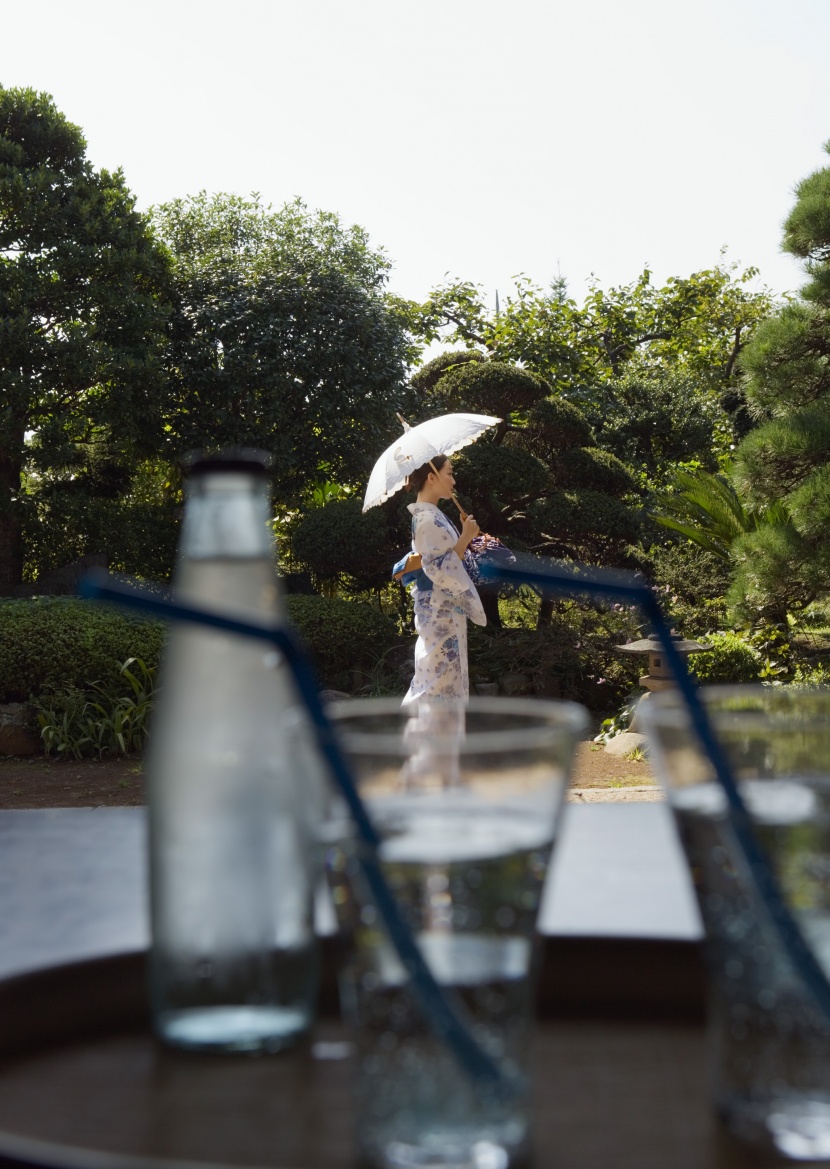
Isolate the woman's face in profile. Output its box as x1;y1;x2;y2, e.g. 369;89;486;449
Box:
434;459;456;498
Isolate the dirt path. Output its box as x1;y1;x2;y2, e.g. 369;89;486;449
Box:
0;739;659;809
0;756;145;808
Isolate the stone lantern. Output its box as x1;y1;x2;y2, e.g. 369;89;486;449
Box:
615;632;712;693
603;631;712;753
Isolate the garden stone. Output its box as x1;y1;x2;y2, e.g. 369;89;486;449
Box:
0;703;40;756
475;682;500;697
604;731;648;758
384;641;416;672
320;690;352;704
627;693;648;733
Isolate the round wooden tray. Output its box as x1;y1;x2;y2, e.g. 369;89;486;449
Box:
0;951;773;1169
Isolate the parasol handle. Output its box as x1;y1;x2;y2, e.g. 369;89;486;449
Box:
452;492;468;522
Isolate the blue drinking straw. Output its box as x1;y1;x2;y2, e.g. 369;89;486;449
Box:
480;555;830;1022
79;571;513;1090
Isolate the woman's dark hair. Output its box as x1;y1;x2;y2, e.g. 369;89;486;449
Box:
406;453;447;494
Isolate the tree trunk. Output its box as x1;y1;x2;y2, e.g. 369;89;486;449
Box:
536;598;554;629
481;591;501;629
0;445;24;597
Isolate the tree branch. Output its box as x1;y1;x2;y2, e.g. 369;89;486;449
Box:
501;491;546;515
602;330;621;377
724;325;743;379
438;311;488;347
602;330;672;375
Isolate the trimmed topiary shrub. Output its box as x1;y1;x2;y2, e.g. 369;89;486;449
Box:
688;630;761;684
409;350;486;395
518;397;594;457
552;448;635;498
451;443;551;534
529;491;641;546
408;351;640;569
432;361;549;417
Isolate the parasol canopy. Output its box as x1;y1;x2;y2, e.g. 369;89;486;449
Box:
362;412;500;512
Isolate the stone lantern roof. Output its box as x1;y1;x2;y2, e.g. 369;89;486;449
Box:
615;632;711;656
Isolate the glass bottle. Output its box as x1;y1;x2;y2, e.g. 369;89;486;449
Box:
146;450;319;1052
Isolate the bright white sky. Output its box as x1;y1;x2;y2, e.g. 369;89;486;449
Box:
2;0;829;308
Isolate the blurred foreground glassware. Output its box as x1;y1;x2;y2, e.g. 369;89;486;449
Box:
146;450;319;1053
324;696;586;1169
642;685;830;1160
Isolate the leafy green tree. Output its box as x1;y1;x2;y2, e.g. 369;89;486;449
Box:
289;353;640;627
152;193;418;508
416;262;771;388
730;142;830;623
412;260;773;459
417;354;641;626
585;368;719;485
409;353;640;561
0;87;173;594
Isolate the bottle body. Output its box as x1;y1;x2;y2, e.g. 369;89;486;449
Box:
147;464;319;1052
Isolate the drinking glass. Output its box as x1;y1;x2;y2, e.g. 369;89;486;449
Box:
642;685;830;1160
323;696;586;1169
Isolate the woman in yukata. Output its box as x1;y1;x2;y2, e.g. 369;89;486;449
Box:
401;454;487;708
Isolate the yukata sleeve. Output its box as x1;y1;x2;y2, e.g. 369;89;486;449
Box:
413;511;487;626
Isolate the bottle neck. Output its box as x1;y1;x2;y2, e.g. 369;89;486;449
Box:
179;472;274;560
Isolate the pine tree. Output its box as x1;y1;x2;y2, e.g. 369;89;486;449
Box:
730;141;830;622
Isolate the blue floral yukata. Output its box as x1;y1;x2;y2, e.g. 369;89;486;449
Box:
401;502;486;707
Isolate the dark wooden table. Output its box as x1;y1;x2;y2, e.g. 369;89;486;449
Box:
0;805;790;1168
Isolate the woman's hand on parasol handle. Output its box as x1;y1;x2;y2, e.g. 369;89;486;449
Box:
455;513;480;558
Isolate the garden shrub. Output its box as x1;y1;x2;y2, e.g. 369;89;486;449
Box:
291;498;393;591
644;540;731;638
452;443;551;530
688;630;761;684
529;491;641;546
521;397;593;456
647;540;732;604
0;598;166;702
285;595;399;691
468;602;642;710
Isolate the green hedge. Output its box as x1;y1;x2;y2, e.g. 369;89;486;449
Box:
284;595;399;690
0;594;399;701
0;599;167;702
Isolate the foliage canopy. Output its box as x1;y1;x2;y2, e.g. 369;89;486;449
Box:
0;86;173;594
152;192;418;509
